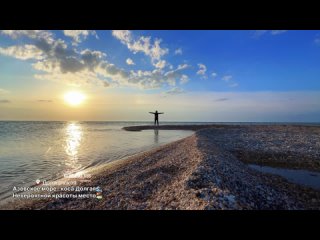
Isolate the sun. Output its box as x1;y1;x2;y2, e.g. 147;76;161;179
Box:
64;91;86;106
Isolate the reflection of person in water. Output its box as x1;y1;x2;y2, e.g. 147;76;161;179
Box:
149;110;164;126
154;129;159;143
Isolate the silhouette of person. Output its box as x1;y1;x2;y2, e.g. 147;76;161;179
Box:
149;110;164;126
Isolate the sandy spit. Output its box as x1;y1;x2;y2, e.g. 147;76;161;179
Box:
3;124;320;210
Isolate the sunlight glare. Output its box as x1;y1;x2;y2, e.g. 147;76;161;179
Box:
64;91;86;106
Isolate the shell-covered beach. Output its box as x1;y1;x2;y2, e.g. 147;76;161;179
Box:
4;124;320;210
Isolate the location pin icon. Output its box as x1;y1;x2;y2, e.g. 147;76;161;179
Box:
36;179;41;185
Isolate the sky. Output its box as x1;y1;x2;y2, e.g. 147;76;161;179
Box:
0;30;320;122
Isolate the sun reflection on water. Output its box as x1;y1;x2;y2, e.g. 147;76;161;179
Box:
64;122;83;171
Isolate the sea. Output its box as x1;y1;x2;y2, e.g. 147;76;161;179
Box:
0;121;319;203
0;121;196;202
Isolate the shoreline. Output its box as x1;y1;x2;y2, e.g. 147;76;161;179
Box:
2;124;320;210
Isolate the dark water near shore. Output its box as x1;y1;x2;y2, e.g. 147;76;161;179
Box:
249;164;320;190
0;121;195;202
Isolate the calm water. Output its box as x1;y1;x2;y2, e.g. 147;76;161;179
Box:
0;121;194;201
249;164;320;190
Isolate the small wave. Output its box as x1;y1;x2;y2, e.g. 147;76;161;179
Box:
88;129;118;132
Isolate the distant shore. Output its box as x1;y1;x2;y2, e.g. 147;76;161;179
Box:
3;124;320;210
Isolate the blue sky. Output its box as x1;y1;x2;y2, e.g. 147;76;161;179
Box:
0;30;320;121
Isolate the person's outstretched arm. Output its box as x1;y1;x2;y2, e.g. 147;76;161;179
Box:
149;112;155;114
158;112;164;114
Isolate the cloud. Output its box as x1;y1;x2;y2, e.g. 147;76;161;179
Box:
80;49;106;70
174;48;182;55
163;87;185;95
222;75;238;87
0;32;110;87
123;64;190;89
253;30;287;38
222;75;232;82
214;98;229;102
100;65;179;89
63;30;98;45
271;30;287;35
0;99;10;103
180;75;189;84
315;36;320;45
0;30;190;90
197;63;207;75
154;60;166;69
0;31;101;74
0;44;44;60
0;88;10;94
35;73;107;88
126;58;135;65
1;30;54;42
211;72;217;79
164;64;190;86
112;30;169;67
126;69;164;89
32;49;113;87
111;30;131;44
197;63;208;79
229;83;239;87
37;100;53;102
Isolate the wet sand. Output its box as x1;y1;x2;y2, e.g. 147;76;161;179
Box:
3;124;320;210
